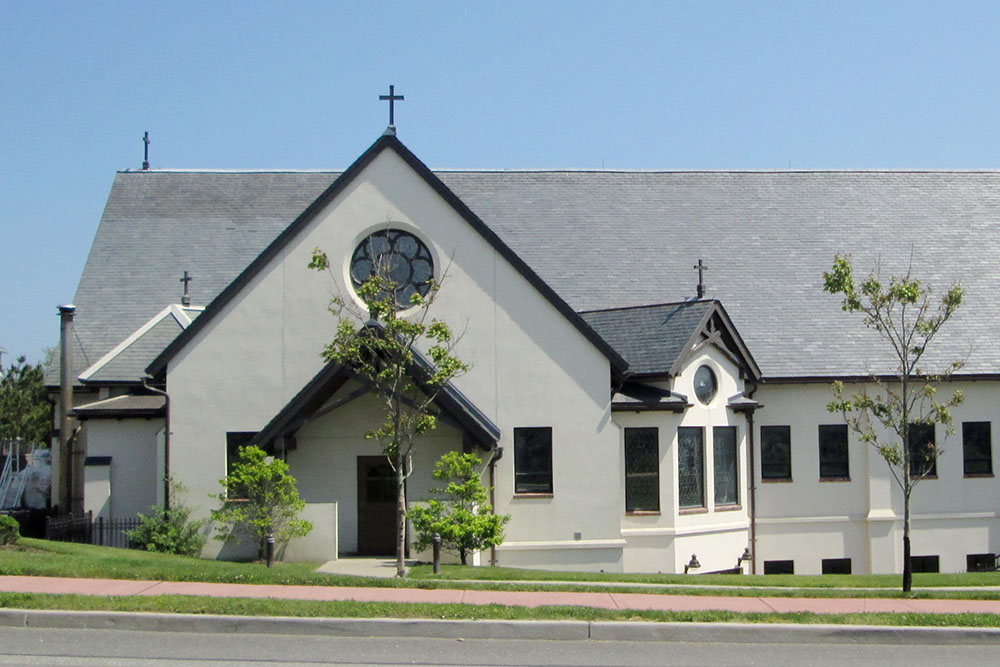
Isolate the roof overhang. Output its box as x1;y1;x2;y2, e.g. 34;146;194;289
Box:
253;331;500;454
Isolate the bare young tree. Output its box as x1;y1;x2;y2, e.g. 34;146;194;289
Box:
824;254;964;592
310;234;467;577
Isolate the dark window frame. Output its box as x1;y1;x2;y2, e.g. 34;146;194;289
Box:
624;427;660;513
962;421;993;477
818;424;850;480
910;555;940;573
908;423;937;478
821;557;852;575
967;553;997;572
514;427;553;495
763;559;794;575
678;426;705;509
713;426;739;506
760;425;791;481
225;431;258;500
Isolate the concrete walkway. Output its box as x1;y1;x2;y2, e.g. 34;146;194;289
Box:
2;574;1000;616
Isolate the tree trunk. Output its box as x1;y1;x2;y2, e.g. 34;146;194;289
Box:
460;547;467;566
902;490;912;593
395;448;407;578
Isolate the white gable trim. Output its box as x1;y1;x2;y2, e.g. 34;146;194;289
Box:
79;304;204;381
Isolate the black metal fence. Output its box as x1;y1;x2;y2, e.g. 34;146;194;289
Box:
45;512;141;549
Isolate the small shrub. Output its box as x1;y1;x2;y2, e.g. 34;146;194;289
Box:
0;514;20;545
212;446;312;559
126;481;206;556
410;452;509;565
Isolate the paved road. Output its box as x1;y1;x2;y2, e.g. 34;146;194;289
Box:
2;626;1000;666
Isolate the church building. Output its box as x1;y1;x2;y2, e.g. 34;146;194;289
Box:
54;122;1000;575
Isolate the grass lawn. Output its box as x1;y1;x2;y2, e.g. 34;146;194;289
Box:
2;538;999;602
1;591;999;628
409;564;1000;590
2;539;1000;626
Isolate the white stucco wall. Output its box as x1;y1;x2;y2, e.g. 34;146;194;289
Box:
82;418;163;520
754;380;1000;574
165;147;623;567
616;348;751;574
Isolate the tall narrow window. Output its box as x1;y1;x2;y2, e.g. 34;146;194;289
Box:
962;422;992;476
818;424;849;479
624;427;659;512
514;427;553;494
908;423;936;477
760;425;791;480
678;427;705;509
713;426;738;506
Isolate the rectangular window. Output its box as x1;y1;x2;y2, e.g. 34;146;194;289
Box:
910;555;940;573
967;553;996;572
818;424;849;479
908;423;937;477
514;427;553;494
822;558;852;575
963;422;993;476
713;426;739;506
760;425;791;480
678;427;705;509
225;432;257;499
625;427;659;512
763;559;794;575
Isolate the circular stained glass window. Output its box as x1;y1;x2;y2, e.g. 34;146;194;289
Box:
694;365;718;405
350;229;434;308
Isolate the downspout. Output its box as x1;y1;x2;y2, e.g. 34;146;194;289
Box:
143;378;170;511
745;377;759;575
487;445;503;566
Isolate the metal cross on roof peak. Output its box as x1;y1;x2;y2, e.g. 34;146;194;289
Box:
693;259;709;299
379;85;404;131
180;270;192;306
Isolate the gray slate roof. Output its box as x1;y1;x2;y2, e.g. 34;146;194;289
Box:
580;301;715;377
58;164;1000;384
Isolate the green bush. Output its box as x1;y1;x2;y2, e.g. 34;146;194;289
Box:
410;452;509;565
212;446;312;559
0;514;20;545
126;482;206;556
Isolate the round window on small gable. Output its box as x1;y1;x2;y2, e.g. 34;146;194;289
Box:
350;229;433;308
693;365;718;405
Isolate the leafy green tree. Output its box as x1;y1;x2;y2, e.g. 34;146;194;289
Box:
310;242;468;577
0;356;51;446
410;452;509;565
126;481;206;556
824;254;964;592
211;446;312;560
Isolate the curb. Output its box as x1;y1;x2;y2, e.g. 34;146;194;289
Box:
3;609;1000;644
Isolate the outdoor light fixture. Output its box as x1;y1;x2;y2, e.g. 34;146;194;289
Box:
738;547;752;571
684;553;701;574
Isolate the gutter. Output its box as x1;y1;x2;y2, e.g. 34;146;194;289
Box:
487;445;504;567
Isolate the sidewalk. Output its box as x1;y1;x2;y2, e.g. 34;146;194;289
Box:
3;575;1000;616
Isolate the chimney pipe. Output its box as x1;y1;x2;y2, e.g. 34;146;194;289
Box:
58;305;76;515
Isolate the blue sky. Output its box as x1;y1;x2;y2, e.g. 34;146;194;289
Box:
3;1;1000;365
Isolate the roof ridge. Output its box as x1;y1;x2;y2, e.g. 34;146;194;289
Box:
580;299;715;315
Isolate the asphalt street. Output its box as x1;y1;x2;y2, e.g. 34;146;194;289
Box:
2;626;1000;667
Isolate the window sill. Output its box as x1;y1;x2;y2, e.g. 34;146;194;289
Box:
964;473;994;478
819;477;851;483
679;507;708;515
715;504;742;512
761;478;793;483
626;510;661;516
513;493;554;499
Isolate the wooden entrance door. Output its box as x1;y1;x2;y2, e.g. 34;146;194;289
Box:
357;456;397;555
